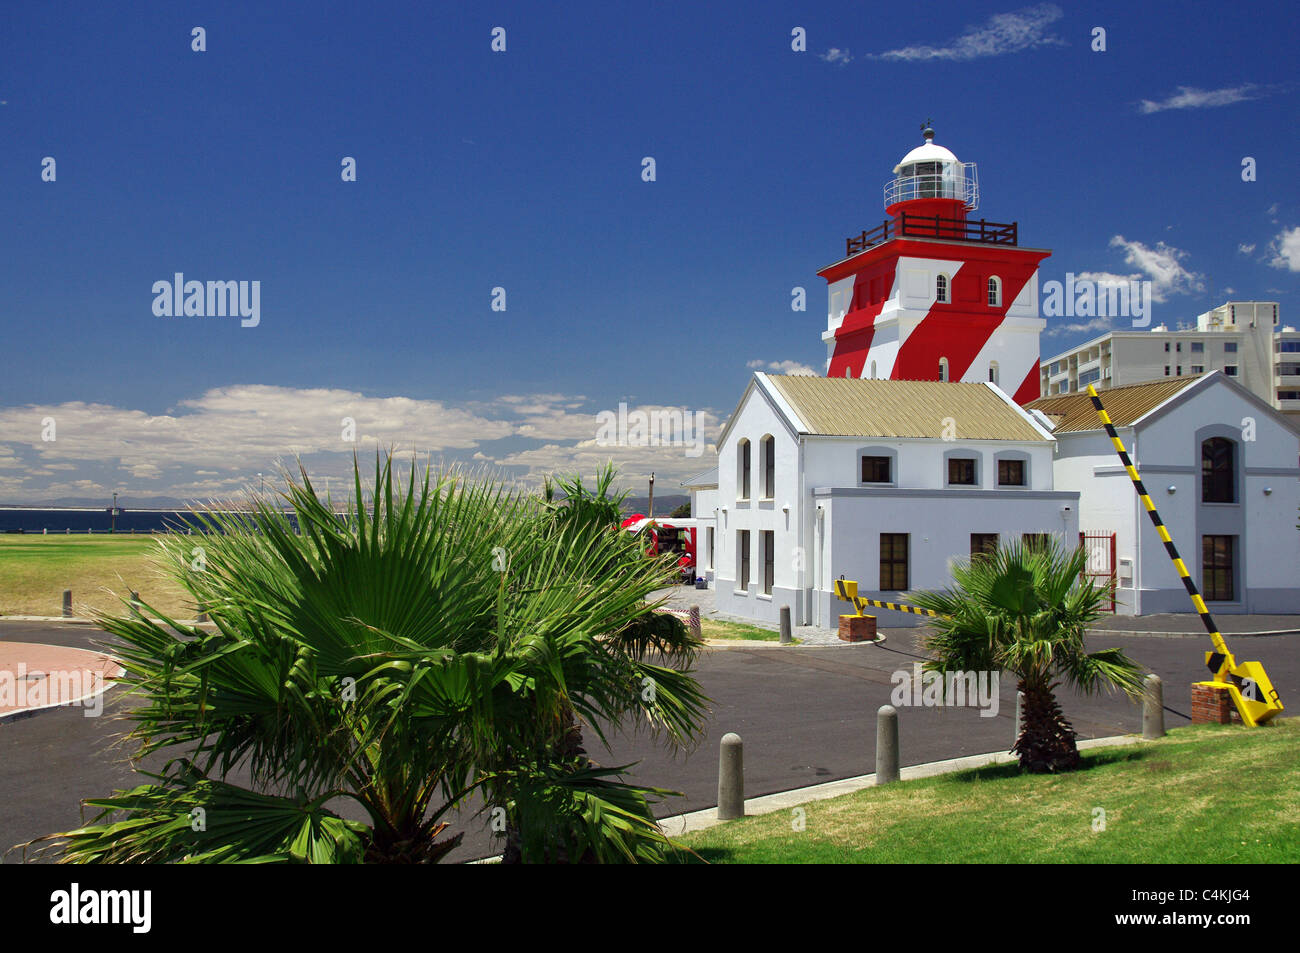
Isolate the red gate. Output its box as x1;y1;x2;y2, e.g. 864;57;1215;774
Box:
1079;531;1117;611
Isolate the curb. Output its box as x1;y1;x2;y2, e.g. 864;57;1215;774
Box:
466;732;1145;863
702;634;887;650
1088;628;1299;639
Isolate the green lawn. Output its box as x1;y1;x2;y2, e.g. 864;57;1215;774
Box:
700;617;793;642
675;720;1300;863
0;535;193;618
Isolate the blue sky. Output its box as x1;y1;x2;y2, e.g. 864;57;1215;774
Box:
2;1;1297;501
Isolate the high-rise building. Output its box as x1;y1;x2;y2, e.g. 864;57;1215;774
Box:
1039;302;1300;419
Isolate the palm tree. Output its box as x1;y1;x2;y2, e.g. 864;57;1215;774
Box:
496;461;705;861
910;538;1145;773
36;455;707;863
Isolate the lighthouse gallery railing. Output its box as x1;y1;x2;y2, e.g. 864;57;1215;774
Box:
845;213;1018;257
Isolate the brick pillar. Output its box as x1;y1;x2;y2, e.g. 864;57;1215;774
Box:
688;605;701;641
1190;682;1234;725
839;615;877;642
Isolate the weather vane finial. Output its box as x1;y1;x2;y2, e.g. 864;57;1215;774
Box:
921;118;934;140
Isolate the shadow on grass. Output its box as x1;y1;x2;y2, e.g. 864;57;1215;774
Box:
942;744;1162;784
665;846;730;865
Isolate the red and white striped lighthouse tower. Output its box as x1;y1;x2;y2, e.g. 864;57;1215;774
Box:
820;124;1050;403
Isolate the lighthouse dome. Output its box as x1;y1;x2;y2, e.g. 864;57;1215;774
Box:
884;125;979;211
892;140;960;174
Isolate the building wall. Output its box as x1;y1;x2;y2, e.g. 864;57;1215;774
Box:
1053;377;1300;614
1133;381;1300;613
809;487;1079;627
713;386;804;624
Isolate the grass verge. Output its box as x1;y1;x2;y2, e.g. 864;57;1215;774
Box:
700;617;793;643
675;720;1300;863
0;535;192;619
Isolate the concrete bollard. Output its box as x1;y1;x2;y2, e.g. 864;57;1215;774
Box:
717;733;745;820
1014;690;1025;747
779;605;792;644
62;589;72;618
1143;674;1165;740
688;605;701;642
130;591;141;620
876;705;900;784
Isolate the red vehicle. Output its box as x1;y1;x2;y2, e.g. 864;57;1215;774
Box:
620;515;698;584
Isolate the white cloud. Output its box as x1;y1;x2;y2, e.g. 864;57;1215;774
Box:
1138;84;1266;114
1267;226;1300;272
1044;316;1114;338
871;3;1063;62
746;359;818;376
1238;243;1256;255
0;386;720;501
819;48;852;65
1108;235;1205;302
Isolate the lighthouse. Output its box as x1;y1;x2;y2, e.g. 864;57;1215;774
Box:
820;124;1051;403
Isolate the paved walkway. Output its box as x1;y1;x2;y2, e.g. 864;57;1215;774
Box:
0;642;121;720
653;585;1300;643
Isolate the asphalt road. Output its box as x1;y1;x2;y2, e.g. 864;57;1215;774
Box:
3;620;1296;863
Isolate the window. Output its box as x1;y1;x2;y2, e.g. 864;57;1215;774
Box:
989;361;999;384
861;455;891;483
1201;438;1235;503
1176;366;1182;376
971;533;998;559
880;534;909;590
707;527;714;570
948;457;977;485
998;459;1025;486
738;531;751;591
1022;533;1051;551
1224;365;1238;377
987;276;1001;307
1191;364;1204;374
1176;342;1182;352
1079;367;1101;388
938;357;949;382
1226;342;1240;353
936;274;949;303
1191;342;1204;353
738;439;751;500
1202;535;1235;601
870;360;877;379
1280;341;1300;353
1164;366;1171;376
1164;342;1170;352
760;435;775;499
762;531;774;595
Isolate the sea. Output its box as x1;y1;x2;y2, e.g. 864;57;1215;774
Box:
0;508;284;534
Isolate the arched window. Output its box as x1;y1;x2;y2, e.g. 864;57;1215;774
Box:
988;361;999;385
987;276;1001;307
936;274;949;303
1201;438;1235;503
938;357;950;382
760;435;775;499
737;439;751;500
870;360;877;379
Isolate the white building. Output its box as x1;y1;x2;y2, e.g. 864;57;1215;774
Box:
709;374;1079;627
1027;372;1300;615
1040;301;1300;420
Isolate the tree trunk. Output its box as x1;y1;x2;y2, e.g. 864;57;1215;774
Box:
1012;681;1081;773
499;705;597;864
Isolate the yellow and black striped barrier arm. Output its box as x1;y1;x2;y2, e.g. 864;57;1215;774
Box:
1086;384;1282;726
834;576;945;620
